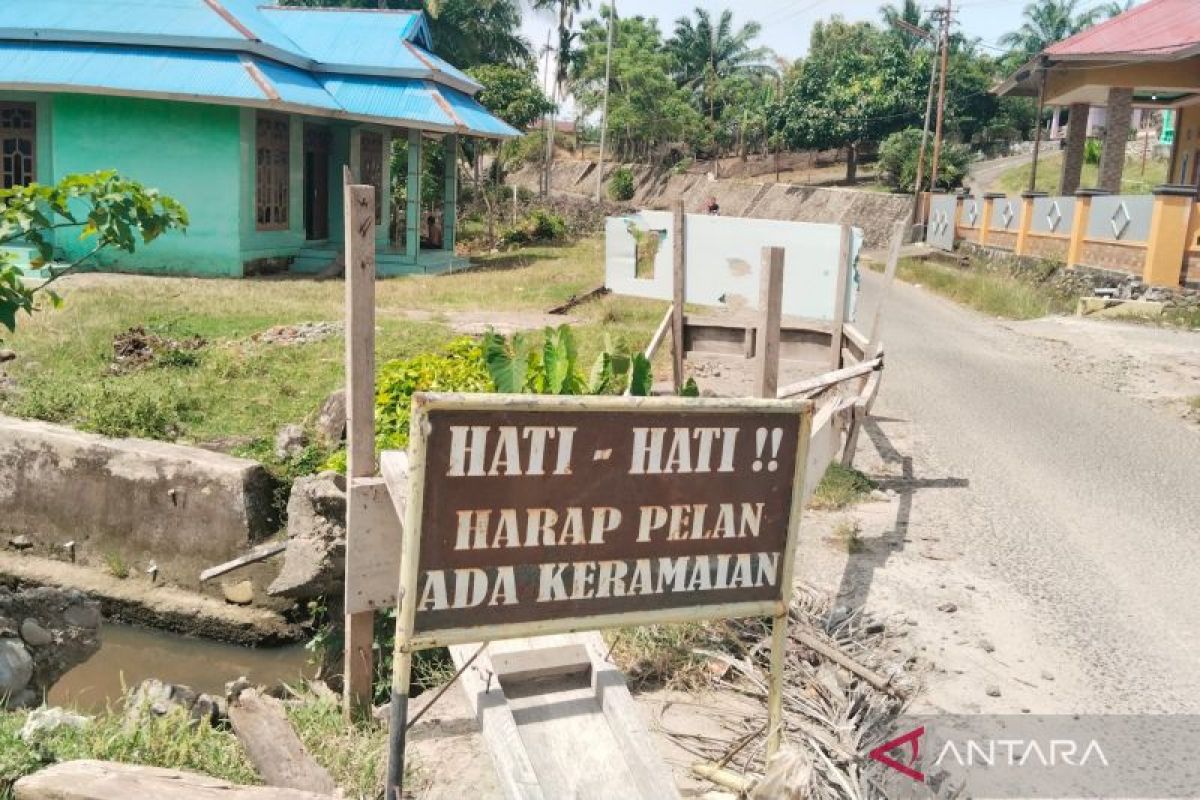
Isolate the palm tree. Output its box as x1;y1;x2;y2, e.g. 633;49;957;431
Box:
880;0;932;49
1100;0;1136;17
668;8;775;121
999;0;1104;59
531;0;591;102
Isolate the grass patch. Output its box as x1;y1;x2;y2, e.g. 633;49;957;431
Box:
830;518;866;554
606;622;745;691
996;150;1169;195
809;462;876;511
285;688;389;798
0;237;665;466
890;257;1076;320
0;706;257;797
102;552;129;580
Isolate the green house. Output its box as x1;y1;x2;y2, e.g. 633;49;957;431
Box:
0;0;518;277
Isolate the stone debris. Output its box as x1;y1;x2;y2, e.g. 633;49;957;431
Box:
252;321;342;347
267;472;346;599
8;535;32;550
314;389;347;449
273;424;308;462
20;707;91;743
0;349;15;363
110;326;205;373
126;678;227;727
986;684;1002;697
222;580;255;606
0;588;101;709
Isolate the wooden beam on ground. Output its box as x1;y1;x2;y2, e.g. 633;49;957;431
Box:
828;225;852;371
228;690;339;796
754;247;785;399
671;199;686;392
199;541;286;583
12;760;333;800
343;169;377;718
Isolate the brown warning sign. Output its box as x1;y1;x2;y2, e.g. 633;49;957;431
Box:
394;394;813;647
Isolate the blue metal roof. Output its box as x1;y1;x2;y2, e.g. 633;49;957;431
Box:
0;1;513;138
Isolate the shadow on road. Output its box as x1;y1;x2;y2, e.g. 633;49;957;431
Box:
832;415;970;610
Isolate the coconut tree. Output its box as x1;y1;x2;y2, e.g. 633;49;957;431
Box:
667;8;775;121
999;0;1104;59
880;0;932;48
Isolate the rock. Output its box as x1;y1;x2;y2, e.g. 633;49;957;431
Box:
267;472;347;599
126;678;226;727
8;535;32;550
274;424;308;462
1041;670;1055;681
314;389;347;448
0;640;34;700
978;638;995;653
225;676;251;702
985;684;1001;698
937;602;957;613
0;616;17;638
222;580;255;606
869;489;889;501
14;759;334;800
0;349;15;363
20;707;90;743
63;604;101;629
19;620;52;647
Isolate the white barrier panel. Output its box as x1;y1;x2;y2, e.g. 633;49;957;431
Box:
605;212;861;321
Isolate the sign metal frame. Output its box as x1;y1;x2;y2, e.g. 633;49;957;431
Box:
385;391;813;799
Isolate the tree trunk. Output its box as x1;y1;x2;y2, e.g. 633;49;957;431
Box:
844;143;858;184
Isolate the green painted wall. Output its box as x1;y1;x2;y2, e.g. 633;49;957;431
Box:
51;94;243;276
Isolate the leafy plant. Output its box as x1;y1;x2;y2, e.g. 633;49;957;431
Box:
483;325;633;396
608;167;636;202
500;208;568;246
103;552;130;580
0;171;188;339
878;128;972;192
1084;137;1102;166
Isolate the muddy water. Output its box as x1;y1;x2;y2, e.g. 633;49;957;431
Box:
49;624;314;711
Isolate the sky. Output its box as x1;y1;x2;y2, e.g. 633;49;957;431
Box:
519;0;1129;99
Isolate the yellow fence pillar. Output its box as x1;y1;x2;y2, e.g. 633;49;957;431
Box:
1015;191;1046;256
1066;189;1107;268
1143;184;1197;287
979;193;1002;246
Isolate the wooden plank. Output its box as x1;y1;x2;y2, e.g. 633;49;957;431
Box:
199;541;286;583
671;199;686;392
840;398;869;468
776;356;883;400
450;644;545;800
13;760;333;800
841;323;868;363
802;401;847;506
828;225;852;371
228;690;338;796
343;171;376;716
754;247;785;399
344;477;403;615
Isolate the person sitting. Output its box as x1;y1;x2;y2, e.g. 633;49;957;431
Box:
705;196;720;215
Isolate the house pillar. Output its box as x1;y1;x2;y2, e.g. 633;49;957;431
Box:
979;192;1003;246
1050;106;1062;140
1059;102;1090;196
405;129;423;261
1098;87;1133;193
1142;184;1196;287
443;133;459;254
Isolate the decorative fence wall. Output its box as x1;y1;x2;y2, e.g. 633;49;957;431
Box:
925;186;1200;288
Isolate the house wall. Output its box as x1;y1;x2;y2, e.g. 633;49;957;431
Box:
1171;105;1200;188
51;94;243;276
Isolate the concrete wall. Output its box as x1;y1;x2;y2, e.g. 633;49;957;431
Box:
511;160;912;249
0;416;276;594
50;94;244;276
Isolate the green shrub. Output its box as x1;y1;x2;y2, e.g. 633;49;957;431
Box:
608;167;636;201
500;208;568;246
878;128;972;192
1084;138;1102;166
12;378;196;440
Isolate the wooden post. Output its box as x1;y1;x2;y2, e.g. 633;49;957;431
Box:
443;133;459;255
755;247;785;399
828;226;852;371
1143;184;1197;287
405;129;423;262
671;199;686;393
343;168;376;719
1067;189;1106;268
1014;191;1046;256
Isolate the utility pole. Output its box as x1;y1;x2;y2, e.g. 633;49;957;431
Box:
542;30;554;196
595;1;616;201
1027;59;1048;193
896;18;938;228
928;0;952;198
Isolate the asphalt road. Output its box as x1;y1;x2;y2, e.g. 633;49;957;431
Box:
864;270;1200;713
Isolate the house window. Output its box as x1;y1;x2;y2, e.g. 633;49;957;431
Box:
0;103;35;189
359;131;384;224
256;112;290;231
